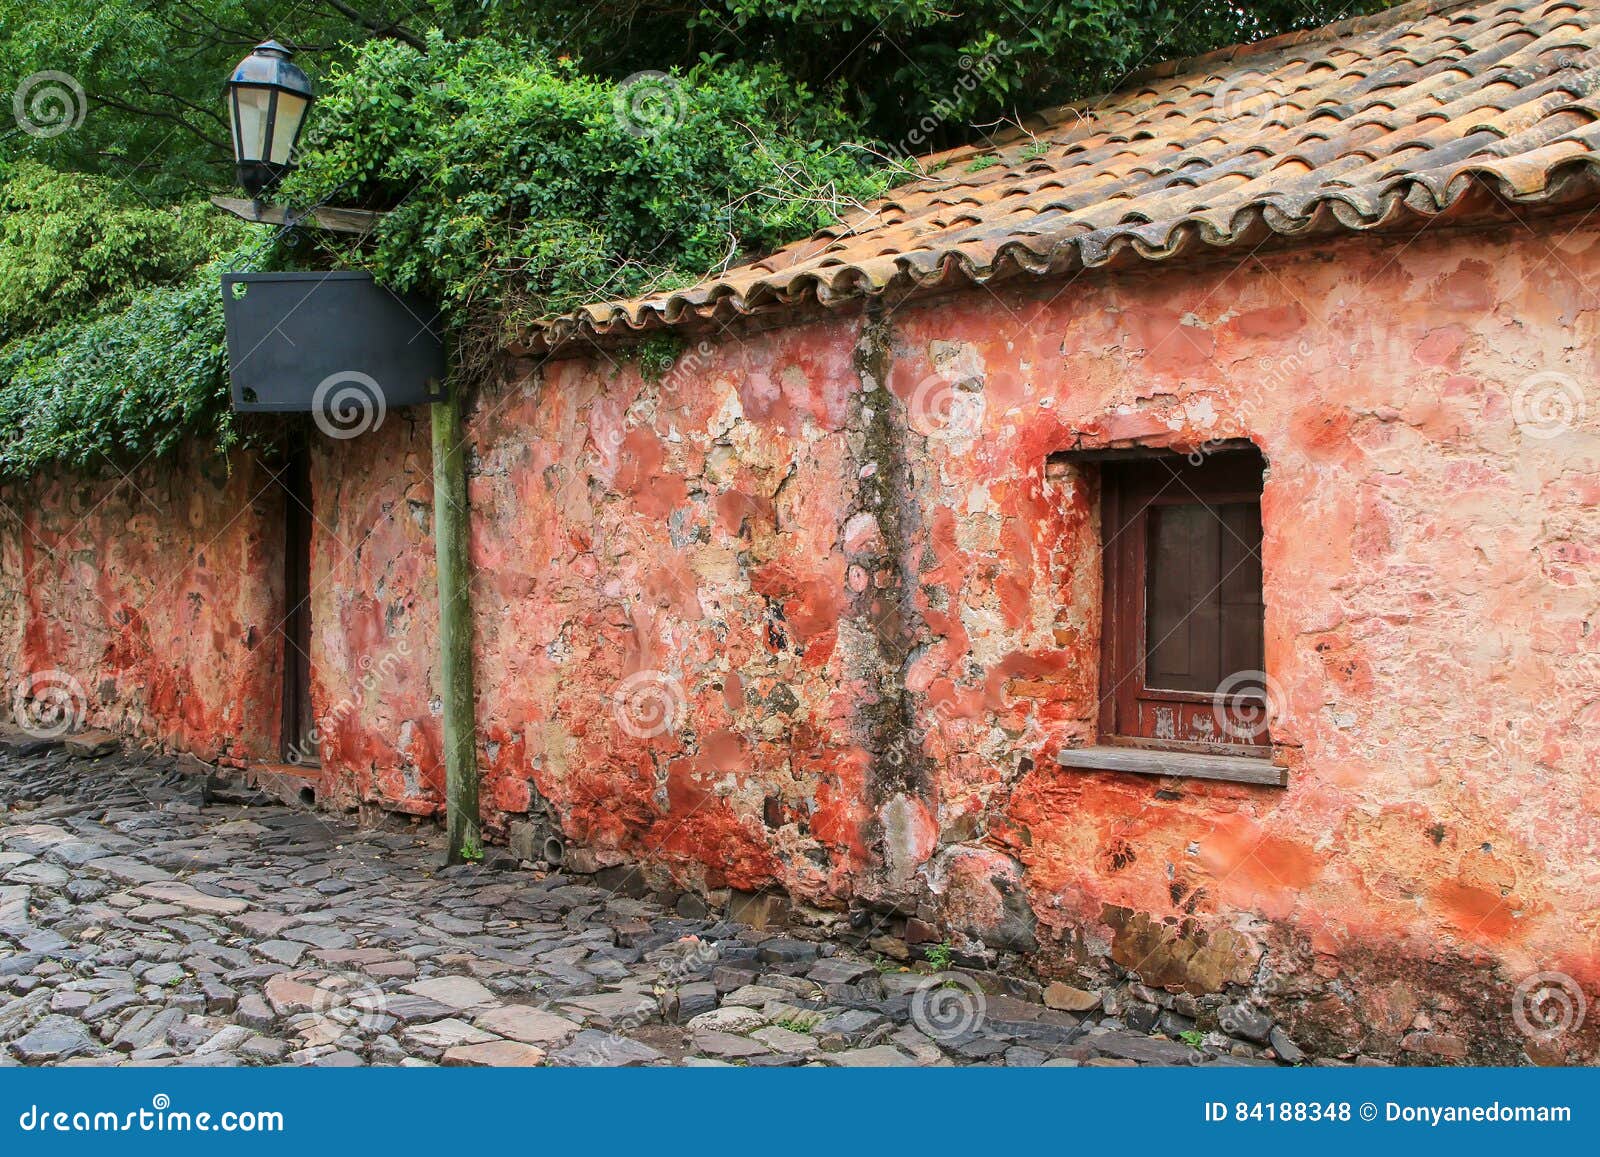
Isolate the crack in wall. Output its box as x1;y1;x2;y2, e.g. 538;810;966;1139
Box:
848;309;937;901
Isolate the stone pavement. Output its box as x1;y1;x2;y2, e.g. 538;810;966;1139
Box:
0;739;1296;1067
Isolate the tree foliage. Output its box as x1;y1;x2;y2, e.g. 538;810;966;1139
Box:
282;35;893;328
485;0;1397;148
0;1;430;197
1;1;1397;197
0;161;259;478
0;161;244;340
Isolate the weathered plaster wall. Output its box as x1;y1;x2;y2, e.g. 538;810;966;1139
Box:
304;416;441;812
316;220;1594;1057
315;216;1590;1062
0;452;282;762
875;222;1600;1062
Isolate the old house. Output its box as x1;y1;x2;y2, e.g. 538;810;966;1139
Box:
4;0;1598;1060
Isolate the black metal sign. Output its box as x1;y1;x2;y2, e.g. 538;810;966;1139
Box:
221;271;446;414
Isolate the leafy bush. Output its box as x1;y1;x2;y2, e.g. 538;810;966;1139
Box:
283;35;897;329
690;0;1389;144
0;162;246;341
0;160;260;479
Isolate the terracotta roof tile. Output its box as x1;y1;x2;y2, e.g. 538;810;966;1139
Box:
525;0;1600;349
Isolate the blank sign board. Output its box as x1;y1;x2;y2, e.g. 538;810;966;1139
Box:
222;271;446;413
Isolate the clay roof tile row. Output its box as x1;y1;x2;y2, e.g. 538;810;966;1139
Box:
522;0;1600;350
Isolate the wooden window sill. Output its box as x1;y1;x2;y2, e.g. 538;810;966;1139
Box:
1056;745;1287;787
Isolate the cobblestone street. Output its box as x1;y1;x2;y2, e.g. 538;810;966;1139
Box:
1;738;1290;1067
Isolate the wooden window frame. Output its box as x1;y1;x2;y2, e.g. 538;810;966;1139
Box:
1097;449;1271;759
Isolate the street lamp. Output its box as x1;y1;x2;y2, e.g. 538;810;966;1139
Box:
214;36;478;868
226;40;313;199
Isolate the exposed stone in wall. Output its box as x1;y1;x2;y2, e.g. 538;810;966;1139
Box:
846;311;939;909
929;844;1037;953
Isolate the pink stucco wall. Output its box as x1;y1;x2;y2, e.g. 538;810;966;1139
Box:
298;217;1599;1059
438;216;1588;1060
0;452;282;762
304;416;441;809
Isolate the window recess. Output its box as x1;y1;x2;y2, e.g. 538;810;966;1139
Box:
1050;444;1285;787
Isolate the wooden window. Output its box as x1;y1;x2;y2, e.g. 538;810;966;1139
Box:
1098;448;1270;755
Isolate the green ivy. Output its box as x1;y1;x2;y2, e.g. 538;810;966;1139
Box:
0;251;265;479
0;160;262;479
634;334;687;381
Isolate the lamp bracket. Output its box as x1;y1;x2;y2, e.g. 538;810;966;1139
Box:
210;195;383;237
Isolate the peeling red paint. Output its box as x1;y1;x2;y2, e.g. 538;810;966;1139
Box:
1;454;280;762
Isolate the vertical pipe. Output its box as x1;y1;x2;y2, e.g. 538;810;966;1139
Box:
431;389;480;862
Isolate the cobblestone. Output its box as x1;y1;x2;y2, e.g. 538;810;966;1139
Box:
1;743;1293;1067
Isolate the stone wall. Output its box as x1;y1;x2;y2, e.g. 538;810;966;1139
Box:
0;451;282;763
